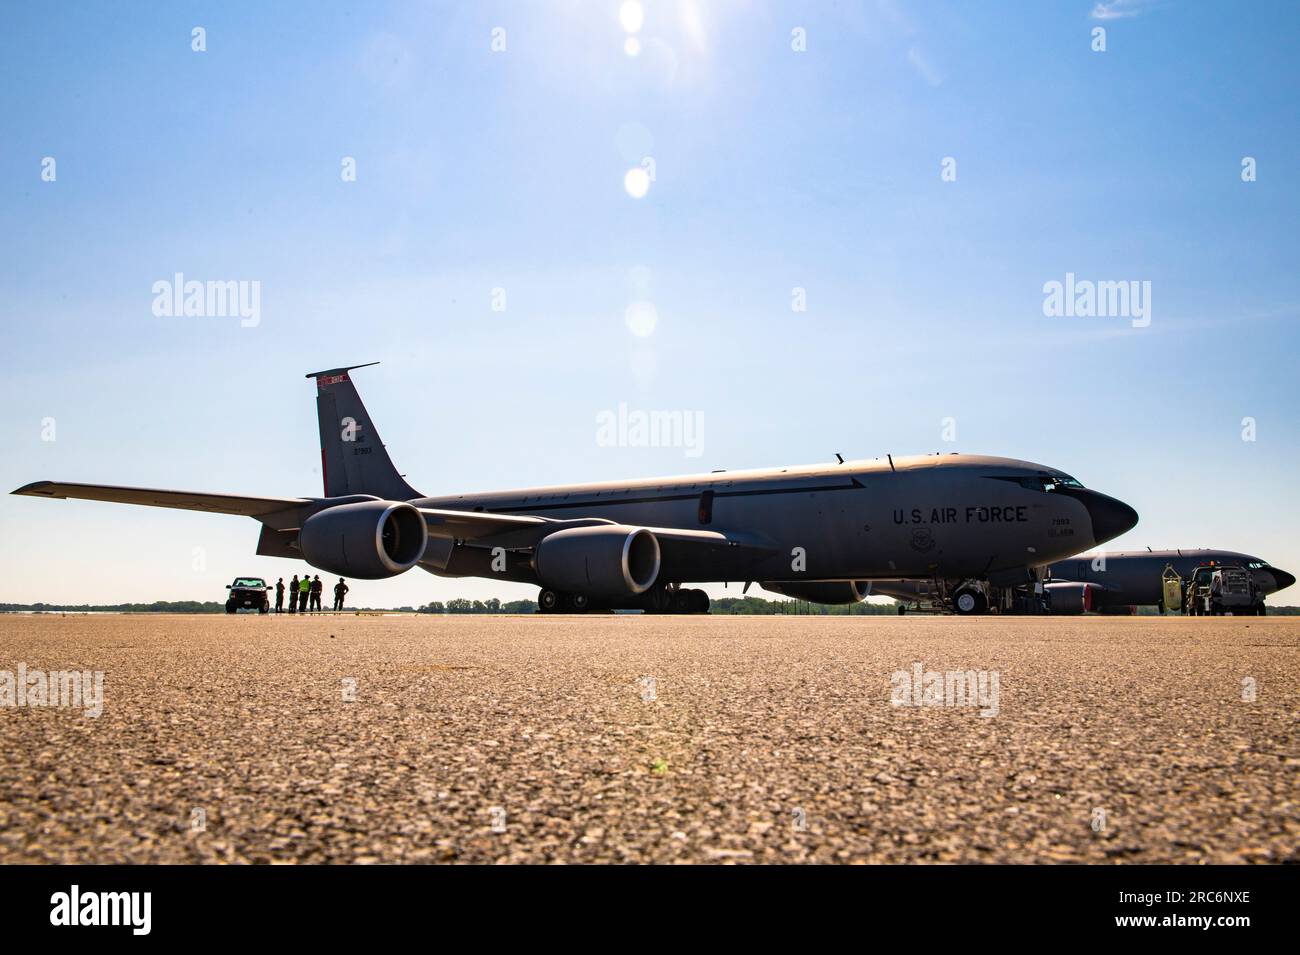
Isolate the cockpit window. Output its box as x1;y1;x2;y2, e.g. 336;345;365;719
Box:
989;475;1085;492
1045;475;1084;491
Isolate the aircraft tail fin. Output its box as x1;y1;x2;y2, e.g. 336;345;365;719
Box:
307;363;421;500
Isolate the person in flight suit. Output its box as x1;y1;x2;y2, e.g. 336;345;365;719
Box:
275;577;285;613
299;574;312;613
333;578;349;612
288;574;300;613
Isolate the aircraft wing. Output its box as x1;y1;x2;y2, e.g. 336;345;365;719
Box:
14;484;778;570
416;507;555;541
11;481;308;518
645;526;780;571
640;525;771;550
1044;577;1111;589
417;507;777;579
416;507;773;552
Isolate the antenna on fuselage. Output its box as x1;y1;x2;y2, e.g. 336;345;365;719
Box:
835;453;843;464
887;454;896;472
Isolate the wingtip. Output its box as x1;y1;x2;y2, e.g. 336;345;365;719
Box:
12;481;56;497
305;361;380;379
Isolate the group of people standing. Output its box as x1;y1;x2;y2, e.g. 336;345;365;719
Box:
273;574;349;613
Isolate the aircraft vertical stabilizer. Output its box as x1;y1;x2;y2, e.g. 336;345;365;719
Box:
307;363;421;500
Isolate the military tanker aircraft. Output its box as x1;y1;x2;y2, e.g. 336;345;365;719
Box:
872;548;1294;615
12;364;1139;613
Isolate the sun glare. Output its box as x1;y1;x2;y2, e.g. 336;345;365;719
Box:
623;166;650;198
618;2;645;35
625;300;658;337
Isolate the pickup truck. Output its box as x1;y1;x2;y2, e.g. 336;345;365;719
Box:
225;577;271;614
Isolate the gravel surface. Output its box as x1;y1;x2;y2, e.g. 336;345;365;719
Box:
1;612;1296;864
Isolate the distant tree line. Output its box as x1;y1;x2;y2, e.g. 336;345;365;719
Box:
0;599;538;615
418;598;537;614
1;601;228;614
415;596;903;614
4;598;1295;616
711;596;901;615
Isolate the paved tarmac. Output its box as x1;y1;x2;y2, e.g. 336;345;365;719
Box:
0;613;1295;864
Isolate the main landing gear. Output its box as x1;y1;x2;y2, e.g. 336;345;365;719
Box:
536;584;710;614
951;586;989;615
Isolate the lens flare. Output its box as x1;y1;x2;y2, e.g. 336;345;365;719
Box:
623;167;650;198
625;300;658;337
618;1;644;34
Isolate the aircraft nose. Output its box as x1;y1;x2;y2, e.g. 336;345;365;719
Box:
1267;567;1296;593
1078;489;1139;544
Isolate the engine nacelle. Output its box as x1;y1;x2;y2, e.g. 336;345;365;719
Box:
1044;581;1098;615
760;580;872;605
299;500;428;579
534;525;661;597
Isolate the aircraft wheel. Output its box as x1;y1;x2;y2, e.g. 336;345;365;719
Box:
538;589;561;613
897;605;906;616
671;589;692;614
570;593;591;613
688;589;710;614
643;586;669;614
952;589;986;615
1256;604;1267;616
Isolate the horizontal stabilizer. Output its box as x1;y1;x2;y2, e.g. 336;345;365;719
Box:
304;361;380;380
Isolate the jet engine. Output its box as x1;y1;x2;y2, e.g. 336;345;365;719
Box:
1043;581;1099;615
534;525;661;598
298;500;428;579
760;580;872;604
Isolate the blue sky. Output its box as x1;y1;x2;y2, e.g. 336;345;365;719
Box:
2;1;1297;606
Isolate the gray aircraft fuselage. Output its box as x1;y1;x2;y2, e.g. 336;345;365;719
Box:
417;454;1138;586
11;366;1140;603
1047;549;1295;608
871;548;1295;609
